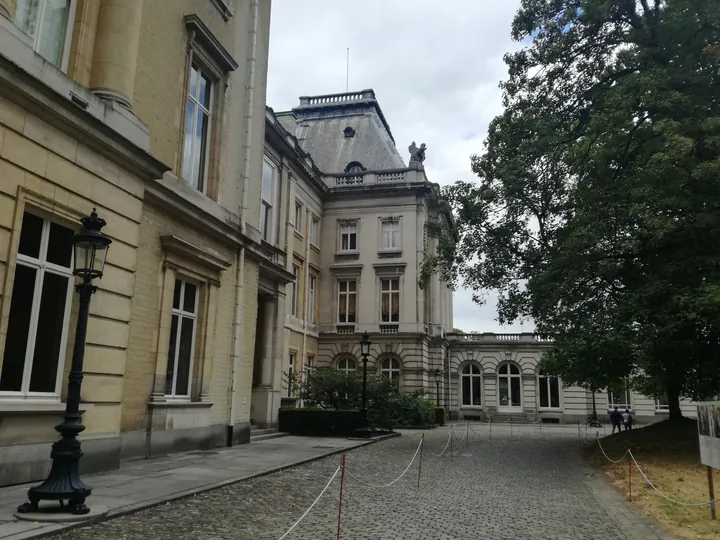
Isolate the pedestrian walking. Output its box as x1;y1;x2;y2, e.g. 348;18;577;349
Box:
610;406;622;434
623;408;634;431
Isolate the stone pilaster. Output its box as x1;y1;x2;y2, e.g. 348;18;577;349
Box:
89;0;143;110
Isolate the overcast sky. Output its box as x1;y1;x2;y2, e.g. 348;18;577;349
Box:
266;0;534;334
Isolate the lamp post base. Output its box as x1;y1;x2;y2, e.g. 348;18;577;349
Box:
17;436;92;515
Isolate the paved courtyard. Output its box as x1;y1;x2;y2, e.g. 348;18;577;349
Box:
51;424;672;540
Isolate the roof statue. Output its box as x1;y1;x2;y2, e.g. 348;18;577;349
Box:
408;141;427;167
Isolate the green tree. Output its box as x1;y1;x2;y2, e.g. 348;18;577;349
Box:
426;0;720;420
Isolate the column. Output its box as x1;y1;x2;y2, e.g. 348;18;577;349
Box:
260;297;276;385
89;0;143;110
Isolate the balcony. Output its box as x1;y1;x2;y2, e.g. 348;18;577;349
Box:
336;324;355;334
325;168;426;189
448;332;554;344
379;324;399;334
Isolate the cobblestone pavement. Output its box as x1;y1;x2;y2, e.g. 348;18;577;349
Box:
56;425;672;540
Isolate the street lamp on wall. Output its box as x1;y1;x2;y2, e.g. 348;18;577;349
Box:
354;331;372;438
18;209;111;516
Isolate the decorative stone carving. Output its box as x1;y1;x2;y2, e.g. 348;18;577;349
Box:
408;141;427;165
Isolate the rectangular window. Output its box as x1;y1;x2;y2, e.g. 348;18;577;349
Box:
260;158;277;242
294;202;302;231
15;0;73;69
380;278;400;323
165;279;198;397
310;217;319;247
1;212;74;395
655;394;669;411
287;353;295;397
337;280;357;323
307;276;316;323
290;265;299;317
340;223;357;251
380;220;400;250
539;375;560;408
181;64;213;192
607;382;631;410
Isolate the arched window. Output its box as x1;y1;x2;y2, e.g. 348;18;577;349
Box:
497;363;522;410
344;161;365;174
538;371;560;409
337;357;356;374
461;364;482;406
380;357;401;380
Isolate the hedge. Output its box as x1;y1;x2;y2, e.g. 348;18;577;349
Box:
278;408;363;437
434;407;446;426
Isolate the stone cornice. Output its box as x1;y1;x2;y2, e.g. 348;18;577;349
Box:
160;235;232;273
184;14;238;72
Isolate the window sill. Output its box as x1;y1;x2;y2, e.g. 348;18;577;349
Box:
294;230;304;241
460;406;483;410
0;402;94;415
310;243;320;253
149;400;214;409
378;250;402;259
538;408;563;412
654;410;670;414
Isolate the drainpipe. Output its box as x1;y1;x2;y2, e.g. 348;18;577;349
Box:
228;0;259;445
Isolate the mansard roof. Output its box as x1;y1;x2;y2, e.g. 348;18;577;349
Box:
275;89;407;174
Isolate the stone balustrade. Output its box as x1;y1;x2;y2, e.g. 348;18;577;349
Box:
448;332;554;343
326;168;426;189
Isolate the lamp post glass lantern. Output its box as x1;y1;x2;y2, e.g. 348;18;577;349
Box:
18;209;111;515
355;331;372;438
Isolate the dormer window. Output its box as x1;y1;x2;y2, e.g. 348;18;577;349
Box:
343;127;356;138
344;161;365;174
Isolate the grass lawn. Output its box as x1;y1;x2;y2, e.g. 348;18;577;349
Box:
583;418;719;540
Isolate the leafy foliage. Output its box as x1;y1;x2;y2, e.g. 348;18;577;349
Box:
426;0;720;419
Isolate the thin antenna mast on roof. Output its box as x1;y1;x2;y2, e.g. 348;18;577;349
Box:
346;48;350;92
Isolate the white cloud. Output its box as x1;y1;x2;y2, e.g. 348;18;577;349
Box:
267;0;533;333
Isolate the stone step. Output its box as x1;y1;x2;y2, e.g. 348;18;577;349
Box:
490;415;535;424
250;427;276;437
250;431;288;443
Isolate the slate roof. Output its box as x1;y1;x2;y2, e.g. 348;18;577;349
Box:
274;90;407;174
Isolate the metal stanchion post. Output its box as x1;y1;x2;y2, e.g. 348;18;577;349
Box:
708;466;717;520
336;454;346;540
417;434;424;489
450;427;453;462
628;460;632;502
466;420;469;447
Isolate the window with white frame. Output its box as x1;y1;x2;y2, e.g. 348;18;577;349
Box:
380;219;400;250
380;278;400;323
310;216;319;247
607;382;631;410
461;364;482;406
165;279;198;397
260;158;277;242
294;202;302;231
337;280;357;323
287;353;295;397
14;0;74;70
337;357;356;374
380;357;401;381
290;265;299;317
655;394;669;412
340;223;357;251
538;371;560;408
307;276;316;323
0;212;74;395
181;64;213;192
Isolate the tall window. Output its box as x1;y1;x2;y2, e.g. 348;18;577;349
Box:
290;265;299;317
655;394;669;411
181;64;213;192
607;382;631;409
0;212;74;394
260;158;276;242
337;280;357;323
340;223;357;251
307;276;316;322
380;357;401;381
538;372;560;408
287;353;295;397
165;279;198;397
380;278;400;323
461;364;482;407
310;217;319;247
337;357;356;374
15;0;73;69
294;202;302;231
380;220;400;250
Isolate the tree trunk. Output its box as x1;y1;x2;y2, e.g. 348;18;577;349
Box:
667;379;684;423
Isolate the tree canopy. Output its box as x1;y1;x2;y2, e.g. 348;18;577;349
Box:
426;0;720;420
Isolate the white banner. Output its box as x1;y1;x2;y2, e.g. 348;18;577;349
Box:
697;402;720;469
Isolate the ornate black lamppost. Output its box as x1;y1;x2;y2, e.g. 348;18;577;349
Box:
434;369;442;407
588;388;602;428
18;209;111;516
353;331;372;438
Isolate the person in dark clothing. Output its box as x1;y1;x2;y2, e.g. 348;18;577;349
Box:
610;406;622;434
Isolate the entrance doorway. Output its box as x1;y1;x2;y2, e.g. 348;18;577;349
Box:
497;363;522;412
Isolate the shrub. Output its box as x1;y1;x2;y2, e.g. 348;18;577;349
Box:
434;407;446;426
278;408;363;437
